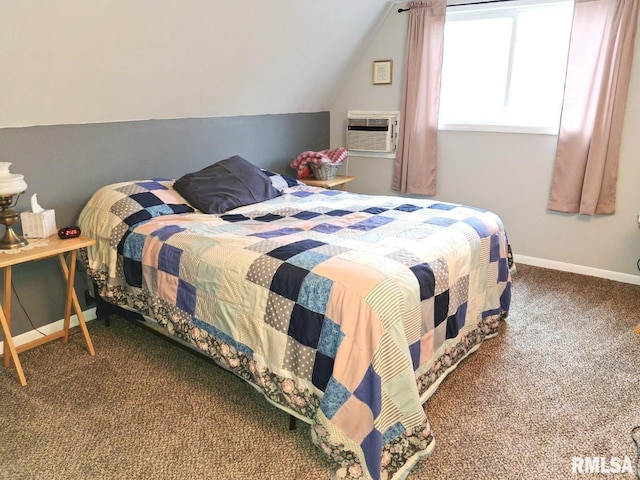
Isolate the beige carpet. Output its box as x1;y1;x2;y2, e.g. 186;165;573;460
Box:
1;264;639;480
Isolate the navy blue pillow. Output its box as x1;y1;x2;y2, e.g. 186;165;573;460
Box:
174;156;281;214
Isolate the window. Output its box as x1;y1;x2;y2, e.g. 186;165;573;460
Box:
438;0;574;134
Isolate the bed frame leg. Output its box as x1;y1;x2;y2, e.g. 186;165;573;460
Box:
92;283;111;326
289;415;297;430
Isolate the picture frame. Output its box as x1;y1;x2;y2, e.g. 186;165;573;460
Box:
373;60;393;85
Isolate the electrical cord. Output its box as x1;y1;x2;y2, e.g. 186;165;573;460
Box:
11;281;46;337
4;253;88;342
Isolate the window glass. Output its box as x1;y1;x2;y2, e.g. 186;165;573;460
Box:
439;0;574;134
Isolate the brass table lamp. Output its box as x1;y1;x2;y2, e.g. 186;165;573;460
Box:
0;162;28;250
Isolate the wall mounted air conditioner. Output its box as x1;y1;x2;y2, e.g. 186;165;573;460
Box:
346;111;399;154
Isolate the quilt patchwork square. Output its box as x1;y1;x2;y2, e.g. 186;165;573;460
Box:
288;304;324;349
283;336;316;379
264;292;295;333
246;255;283;288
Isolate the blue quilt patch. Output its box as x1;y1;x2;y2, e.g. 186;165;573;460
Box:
428;203;456;211
321;377;351;419
152;224;185;241
312;351;334;391
158;244;182;276
395;204;422;212
312;223;342;234
293;210;323;220
267;239;325;261
354;366;382;418
288;304;324;349
349;215;394;231
296;272;334;314
176;279;197;315
317;318;343;358
251;227;304;239
410;263;435;301
424;217;458;227
254;213;283;223
464;217;491;238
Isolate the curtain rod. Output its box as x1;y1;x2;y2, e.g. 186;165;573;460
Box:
397;0;514;12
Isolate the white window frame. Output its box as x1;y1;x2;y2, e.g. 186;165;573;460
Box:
438;0;574;135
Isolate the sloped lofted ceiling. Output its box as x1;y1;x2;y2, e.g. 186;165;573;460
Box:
0;0;394;127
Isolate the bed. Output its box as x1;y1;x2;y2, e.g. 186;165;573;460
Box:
78;156;512;480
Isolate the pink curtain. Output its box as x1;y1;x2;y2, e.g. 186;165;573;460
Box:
392;1;447;195
548;0;639;215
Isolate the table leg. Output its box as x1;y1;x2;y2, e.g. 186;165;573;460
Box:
58;252;95;356
3;266;11;369
0;308;26;386
1;266;26;386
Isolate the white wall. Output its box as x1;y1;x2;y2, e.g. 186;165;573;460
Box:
330;5;640;281
0;0;389;127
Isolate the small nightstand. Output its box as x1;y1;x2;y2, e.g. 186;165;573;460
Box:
0;235;96;386
300;175;356;191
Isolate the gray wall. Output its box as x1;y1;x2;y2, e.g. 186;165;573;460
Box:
0;112;329;336
330;5;640;282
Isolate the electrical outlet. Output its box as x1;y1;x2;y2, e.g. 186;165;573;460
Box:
84;289;94;306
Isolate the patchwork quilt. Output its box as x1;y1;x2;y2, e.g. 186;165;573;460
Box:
78;178;512;480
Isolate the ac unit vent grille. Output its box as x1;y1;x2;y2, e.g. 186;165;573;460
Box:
348;118;389;128
346;111;399;154
347;130;390;152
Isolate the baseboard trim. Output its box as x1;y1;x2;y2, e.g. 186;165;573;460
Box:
0;307;97;351
514;254;640;286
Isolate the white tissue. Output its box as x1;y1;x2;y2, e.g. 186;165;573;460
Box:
30;193;44;213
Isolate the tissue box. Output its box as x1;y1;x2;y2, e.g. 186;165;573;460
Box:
20;210;57;238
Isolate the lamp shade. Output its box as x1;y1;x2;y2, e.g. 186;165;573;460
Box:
0;163;27;196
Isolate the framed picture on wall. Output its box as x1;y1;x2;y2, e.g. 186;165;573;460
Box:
373;60;393;85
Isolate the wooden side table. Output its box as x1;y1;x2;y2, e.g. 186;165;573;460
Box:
300;175;356;191
0;235;96;386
